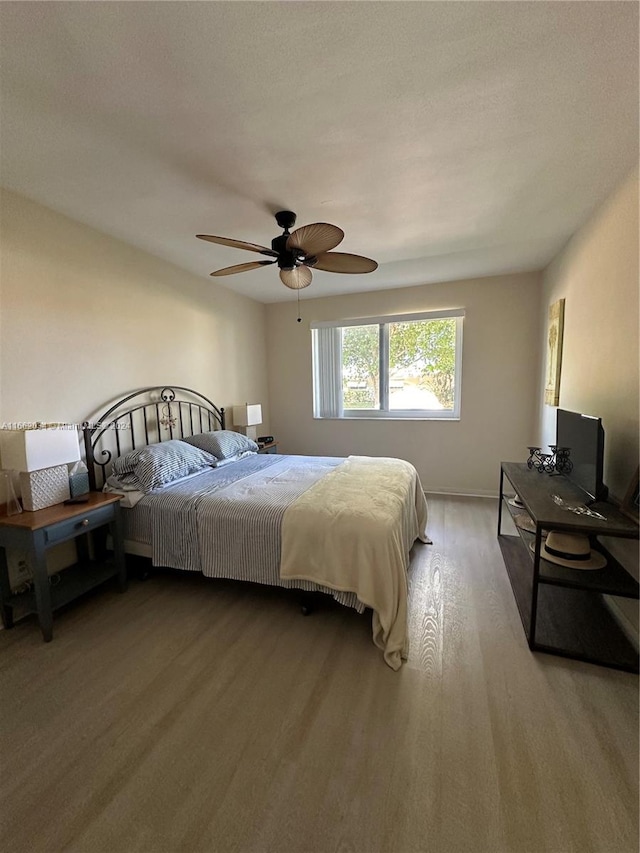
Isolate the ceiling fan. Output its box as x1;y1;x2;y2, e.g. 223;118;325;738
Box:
196;210;378;290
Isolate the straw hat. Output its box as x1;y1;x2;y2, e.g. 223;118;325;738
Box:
529;531;607;570
513;512;546;537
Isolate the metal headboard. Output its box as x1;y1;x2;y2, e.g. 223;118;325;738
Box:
83;386;226;490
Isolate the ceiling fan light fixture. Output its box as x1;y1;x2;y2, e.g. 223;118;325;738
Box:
280;266;312;289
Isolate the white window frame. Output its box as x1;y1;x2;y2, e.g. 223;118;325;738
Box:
311;309;464;420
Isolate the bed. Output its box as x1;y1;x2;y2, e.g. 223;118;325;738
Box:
84;387;429;669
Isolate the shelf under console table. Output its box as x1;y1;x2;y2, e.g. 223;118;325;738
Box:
498;462;639;673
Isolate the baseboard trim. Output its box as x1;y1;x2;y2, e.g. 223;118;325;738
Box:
424;489;498;499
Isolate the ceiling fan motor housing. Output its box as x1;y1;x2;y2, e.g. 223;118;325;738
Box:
271;233;289;255
275;248;306;270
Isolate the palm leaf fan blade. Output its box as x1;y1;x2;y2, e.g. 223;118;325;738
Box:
287;223;344;256
312;252;378;273
197;234;278;257
210;261;275;277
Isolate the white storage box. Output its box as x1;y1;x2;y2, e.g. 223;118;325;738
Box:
20;465;70;511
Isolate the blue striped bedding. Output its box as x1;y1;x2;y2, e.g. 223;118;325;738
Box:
122;453;367;611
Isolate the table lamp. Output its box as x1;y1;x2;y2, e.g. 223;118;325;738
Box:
0;427;81;511
232;404;262;441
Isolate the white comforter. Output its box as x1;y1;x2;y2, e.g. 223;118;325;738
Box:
280;456;429;670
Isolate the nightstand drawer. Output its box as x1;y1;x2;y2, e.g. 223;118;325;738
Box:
44;504;115;545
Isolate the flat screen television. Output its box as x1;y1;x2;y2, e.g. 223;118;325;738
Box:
556;409;606;502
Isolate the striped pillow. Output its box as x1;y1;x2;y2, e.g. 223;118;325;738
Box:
112;439;217;493
183;430;258;460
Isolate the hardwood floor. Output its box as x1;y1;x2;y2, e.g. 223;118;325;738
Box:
0;496;637;853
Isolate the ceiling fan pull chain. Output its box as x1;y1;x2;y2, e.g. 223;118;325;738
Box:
297;290;302;323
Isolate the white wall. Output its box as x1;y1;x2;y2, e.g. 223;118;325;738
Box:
535;168;639;637
266;272;541;495
0;188;269;430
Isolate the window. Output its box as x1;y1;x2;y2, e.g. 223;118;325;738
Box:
312;309;464;419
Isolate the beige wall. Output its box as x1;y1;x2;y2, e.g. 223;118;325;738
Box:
0;189;269;432
535;168;639;637
0;189;270;582
266;272;541;495
536;167;639;500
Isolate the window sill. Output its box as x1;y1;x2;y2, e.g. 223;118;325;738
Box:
313;416;461;422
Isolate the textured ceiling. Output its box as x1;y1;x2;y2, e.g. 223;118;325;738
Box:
1;2;637;303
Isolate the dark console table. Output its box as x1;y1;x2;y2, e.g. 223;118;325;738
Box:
498;462;639;672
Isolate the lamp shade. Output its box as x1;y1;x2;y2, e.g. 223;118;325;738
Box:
0;427;81;472
232;404;262;428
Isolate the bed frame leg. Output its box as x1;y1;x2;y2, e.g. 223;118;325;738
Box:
138;564;152;581
300;593;314;616
127;555;152;582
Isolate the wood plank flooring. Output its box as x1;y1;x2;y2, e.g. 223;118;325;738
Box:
0;496;637;853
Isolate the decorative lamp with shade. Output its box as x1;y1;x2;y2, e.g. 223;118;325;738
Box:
232;404;262;441
0;427;81;511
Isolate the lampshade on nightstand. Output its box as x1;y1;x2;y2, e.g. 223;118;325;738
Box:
0;427;80;471
0;427;81;511
232;404;262;441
